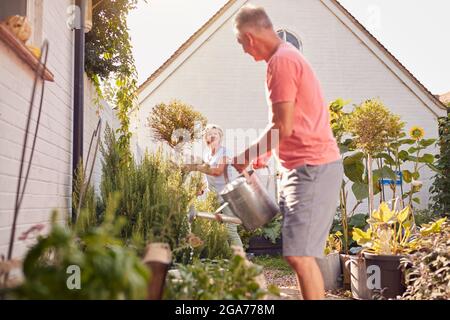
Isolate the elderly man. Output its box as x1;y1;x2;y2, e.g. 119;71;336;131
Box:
231;5;343;300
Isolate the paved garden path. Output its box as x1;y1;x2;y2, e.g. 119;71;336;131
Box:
262;269;351;300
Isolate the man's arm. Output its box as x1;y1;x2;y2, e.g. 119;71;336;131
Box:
233;101;295;172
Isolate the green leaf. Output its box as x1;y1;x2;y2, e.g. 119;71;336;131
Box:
399;150;409;161
418;154;434;164
377;153;395;166
343;152;365;165
419;138;436;147
373;166;397;180
349;214;368;228
407;146;419;154
399;139;416;145
412;197;421;204
402;170;412;183
412;171;420;180
397;207;410;223
344;161;365;183
352;182;369;201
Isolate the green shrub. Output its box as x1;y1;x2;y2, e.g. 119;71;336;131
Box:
413;208;441;226
164;255;278;300
72;160;97;232
430;115;450;217
401;220;449;300
5;195;149;300
99;125;199;261
191;192;232;260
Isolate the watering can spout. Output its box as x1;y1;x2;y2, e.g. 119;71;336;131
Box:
187;203;242;225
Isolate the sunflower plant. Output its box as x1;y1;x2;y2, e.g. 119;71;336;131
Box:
402;126;437;208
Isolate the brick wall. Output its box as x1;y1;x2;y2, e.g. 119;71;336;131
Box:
0;0;117;258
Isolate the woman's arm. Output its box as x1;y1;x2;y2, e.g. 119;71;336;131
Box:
195;156;228;177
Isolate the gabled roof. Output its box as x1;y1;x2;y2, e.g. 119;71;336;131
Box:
137;0;238;93
137;0;447;111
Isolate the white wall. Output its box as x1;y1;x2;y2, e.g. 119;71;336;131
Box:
0;0;117;258
83;74;119;195
135;0;445;212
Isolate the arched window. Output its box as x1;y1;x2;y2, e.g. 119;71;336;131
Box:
277;29;302;52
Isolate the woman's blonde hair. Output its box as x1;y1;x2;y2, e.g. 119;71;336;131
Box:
203;124;224;143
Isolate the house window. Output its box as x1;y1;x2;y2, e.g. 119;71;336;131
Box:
0;0;43;46
277;29;302;52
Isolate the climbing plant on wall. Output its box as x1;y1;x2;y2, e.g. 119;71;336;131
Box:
85;0;142;164
430;113;450;216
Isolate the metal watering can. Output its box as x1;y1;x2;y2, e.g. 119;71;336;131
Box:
220;168;279;231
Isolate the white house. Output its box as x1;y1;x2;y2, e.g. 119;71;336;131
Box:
0;0;118;259
133;0;447;212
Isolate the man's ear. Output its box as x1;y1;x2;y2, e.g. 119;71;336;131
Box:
245;32;254;47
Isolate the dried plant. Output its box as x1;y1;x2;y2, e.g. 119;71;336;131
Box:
147;100;207;149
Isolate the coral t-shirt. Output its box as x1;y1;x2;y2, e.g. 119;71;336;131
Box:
265;42;340;170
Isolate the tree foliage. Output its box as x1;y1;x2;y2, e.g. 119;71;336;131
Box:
85;0;141;164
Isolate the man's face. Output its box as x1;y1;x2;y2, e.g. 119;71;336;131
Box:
236;29;264;61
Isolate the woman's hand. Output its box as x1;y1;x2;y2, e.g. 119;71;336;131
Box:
182;164;199;172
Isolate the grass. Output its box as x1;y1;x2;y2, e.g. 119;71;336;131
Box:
252;255;294;276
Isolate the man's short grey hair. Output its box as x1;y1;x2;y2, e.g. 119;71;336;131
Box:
234;5;273;32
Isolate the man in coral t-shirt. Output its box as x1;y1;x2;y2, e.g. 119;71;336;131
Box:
232;5;343;300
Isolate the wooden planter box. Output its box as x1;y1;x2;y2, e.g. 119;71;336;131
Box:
247;236;282;256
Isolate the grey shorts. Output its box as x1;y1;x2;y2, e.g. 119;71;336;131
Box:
279;159;343;258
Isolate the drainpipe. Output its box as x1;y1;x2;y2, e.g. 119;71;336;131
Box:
72;0;86;223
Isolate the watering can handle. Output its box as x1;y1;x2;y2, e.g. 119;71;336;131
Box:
242;169;251;183
224;163;252;184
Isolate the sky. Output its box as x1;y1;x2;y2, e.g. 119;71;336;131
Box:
128;0;450;94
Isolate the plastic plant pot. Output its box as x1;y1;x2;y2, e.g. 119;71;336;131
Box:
143;243;172;300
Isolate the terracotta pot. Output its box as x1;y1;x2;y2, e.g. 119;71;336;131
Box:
363;252;406;299
316;252;342;291
143;242;172;300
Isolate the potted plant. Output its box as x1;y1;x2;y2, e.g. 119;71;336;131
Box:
351;201;417;299
143;242;172;300
317;231;343;291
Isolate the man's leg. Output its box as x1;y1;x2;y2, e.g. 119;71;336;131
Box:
285;256;325;300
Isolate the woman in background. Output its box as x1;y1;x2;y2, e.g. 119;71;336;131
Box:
185;124;243;248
